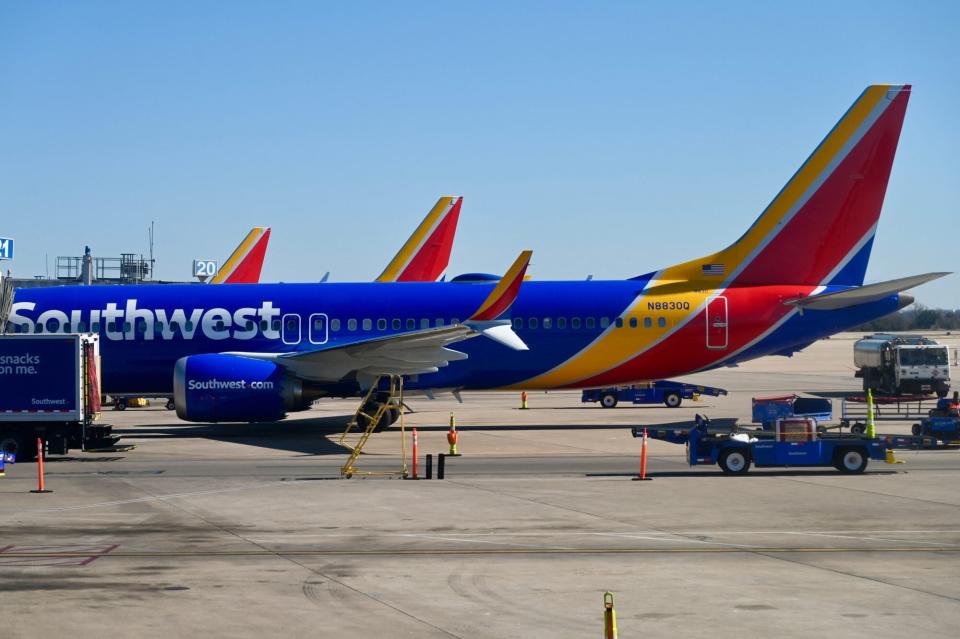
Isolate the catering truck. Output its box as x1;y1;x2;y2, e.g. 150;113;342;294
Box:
854;334;950;397
0;333;118;460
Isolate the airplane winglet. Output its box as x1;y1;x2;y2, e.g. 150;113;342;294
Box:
468;250;533;321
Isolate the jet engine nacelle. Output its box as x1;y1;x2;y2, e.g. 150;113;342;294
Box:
173;353;305;423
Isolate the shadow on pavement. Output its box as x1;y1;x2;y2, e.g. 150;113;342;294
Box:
113;414;354;456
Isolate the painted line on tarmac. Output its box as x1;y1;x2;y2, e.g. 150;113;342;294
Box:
0;546;957;559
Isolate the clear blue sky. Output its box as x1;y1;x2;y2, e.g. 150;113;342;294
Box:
1;1;957;306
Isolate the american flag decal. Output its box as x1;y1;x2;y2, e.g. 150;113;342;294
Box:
701;263;725;276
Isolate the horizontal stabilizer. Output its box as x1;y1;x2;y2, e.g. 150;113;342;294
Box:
784;272;950;310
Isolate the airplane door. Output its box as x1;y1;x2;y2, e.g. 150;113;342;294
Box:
282;313;301;345
706;296;728;349
308;313;329;345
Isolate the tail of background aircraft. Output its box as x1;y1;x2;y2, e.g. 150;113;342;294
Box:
376;196;462;282
210;227;271;284
661;85;911;288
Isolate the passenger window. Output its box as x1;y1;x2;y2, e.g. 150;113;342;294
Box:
123;321;132;333
331;319;341;332
92;322;100;333
529;317;539;329
629;317;637;328
571;317;581;329
658;317;667;328
313;317;324;330
615;318;623;328
392;318;401;330
585;317;595;329
406;318;415;330
557;317;567;330
271;320;280;331
600;317;610;329
362;319;372;331
421;318;430;329
246;321;255;331
214;321;225;331
644;317;652;328
451;318;460;324
513;317;524;329
435;318;445;327
377;319;387;330
260;321;269;331
347;319;357;331
35;324;44;333
543;317;552;329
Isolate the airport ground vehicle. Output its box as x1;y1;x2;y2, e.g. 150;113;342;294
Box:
582;380;728;408
752;394;833;429
633;415;889;474
0;334;118;460
911;414;960;446
854;334;950;397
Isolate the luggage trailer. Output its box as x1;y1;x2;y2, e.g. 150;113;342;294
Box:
631;415;933;475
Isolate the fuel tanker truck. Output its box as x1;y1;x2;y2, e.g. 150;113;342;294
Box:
854;334;951;397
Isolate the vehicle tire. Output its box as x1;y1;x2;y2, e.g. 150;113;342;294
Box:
600;393;618;409
718;448;751;475
912;423;923;436
937;389;948;399
115;399;127;411
835;447;868;474
849;422;865;435
664;392;682;408
166;399;176;411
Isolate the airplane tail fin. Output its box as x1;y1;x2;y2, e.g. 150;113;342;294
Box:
210;227;271;284
376;196;463;282
660;85;910;288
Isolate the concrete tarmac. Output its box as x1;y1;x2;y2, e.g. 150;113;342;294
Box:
1;333;958;637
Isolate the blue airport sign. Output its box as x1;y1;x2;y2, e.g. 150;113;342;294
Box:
0;237;12;260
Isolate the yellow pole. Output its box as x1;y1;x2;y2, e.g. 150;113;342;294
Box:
866;388;876;439
603;592;617;639
448;412;458;455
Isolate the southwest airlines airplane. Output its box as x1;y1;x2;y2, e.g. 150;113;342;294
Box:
7;85;948;425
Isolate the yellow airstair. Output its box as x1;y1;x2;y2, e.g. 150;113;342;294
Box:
339;375;407;478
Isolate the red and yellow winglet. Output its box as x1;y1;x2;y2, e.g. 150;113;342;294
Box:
211;227;271;284
469;250;532;321
376;196;463;282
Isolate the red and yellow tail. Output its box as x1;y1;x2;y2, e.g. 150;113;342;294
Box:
210;227;271;284
376;196;462;282
661;85;910;288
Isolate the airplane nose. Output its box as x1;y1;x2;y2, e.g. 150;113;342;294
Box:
897;293;915;309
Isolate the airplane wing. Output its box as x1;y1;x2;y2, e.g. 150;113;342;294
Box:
229;250;532;383
376;196;462;282
784;272;950;310
210;227;272;284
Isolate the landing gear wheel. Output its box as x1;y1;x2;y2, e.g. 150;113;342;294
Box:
166;399;176;411
718;448;751;475
664;392;682;408
600;393;618;408
912;423;923;436
835;448;868;474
